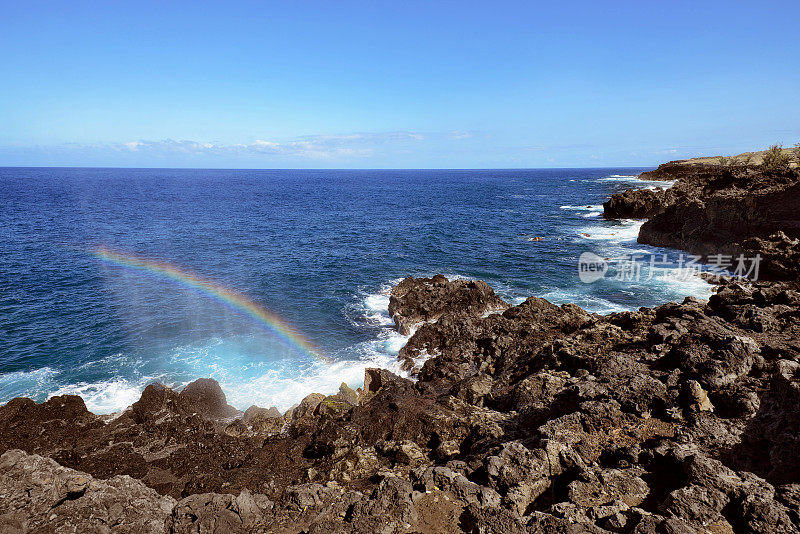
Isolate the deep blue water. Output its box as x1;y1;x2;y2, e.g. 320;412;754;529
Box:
0;168;711;413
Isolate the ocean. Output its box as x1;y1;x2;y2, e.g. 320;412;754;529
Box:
0;167;713;413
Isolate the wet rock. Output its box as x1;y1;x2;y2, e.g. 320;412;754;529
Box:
179;378;241;420
389;275;508;334
603;187;677;219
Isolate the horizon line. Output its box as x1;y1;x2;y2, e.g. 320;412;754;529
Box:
0;164;656;172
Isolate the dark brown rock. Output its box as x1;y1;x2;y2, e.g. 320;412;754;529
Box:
388;274;508;335
0;449;175;533
603;187;679;219
2;262;800;530
178;377;241;420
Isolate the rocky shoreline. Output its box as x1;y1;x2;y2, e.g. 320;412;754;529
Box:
604;160;800;281
2;162;800;533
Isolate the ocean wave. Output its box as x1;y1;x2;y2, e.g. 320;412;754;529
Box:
598;174;677;190
560;204;603;211
51;378;155;414
4;272;714;415
598;175;640;181
650;268;715;301
641;180;676;190
218;355;396;413
538;289;630;315
0;366;60;400
51;277;446;414
582;211;602;218
362;290;396;327
578;220;643;243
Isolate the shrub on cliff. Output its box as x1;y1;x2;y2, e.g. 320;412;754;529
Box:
794;143;800;165
718;154;752;168
761;143;791;171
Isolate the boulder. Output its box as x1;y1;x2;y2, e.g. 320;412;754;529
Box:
0;449;175;533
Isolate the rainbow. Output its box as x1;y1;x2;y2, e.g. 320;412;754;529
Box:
91;247;331;364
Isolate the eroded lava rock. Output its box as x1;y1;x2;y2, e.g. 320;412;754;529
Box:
2;274;800;532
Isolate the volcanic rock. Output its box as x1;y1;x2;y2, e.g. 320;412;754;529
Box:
3;249;800;530
603;186;679;219
388;274;508;335
0;449;175;533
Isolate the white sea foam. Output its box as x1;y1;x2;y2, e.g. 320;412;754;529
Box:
599;175;640;181
538;289;629;315
0;367;60;400
598;174;676;188
578;219;643;243
219;357;391;412
560;204;603;211
51;378;153;414
582;211;602;218
652;269;715;301
363;291;395;327
641;181;676;190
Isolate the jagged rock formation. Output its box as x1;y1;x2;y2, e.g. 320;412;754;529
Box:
603;161;800;281
2;274;800;532
0;449;175;533
389;275;508;336
602;186;677;219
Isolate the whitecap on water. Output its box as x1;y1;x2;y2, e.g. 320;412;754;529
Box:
598;175;676;189
0;367;60;400
650;268;715;301
560;204;603;211
577;219;643;244
16;270;716;414
537;289;630;315
51;378;154;414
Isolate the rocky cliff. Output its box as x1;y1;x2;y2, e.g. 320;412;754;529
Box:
604;161;800;281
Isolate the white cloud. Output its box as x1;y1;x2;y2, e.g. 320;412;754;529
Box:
448;131;472;140
103;132;432;160
0;129;499;166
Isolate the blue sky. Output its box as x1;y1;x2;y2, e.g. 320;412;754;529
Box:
1;1;799;168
